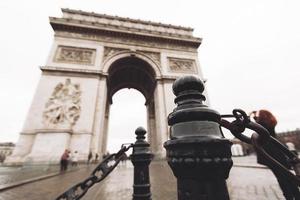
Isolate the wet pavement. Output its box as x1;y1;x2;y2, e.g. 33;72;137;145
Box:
0;165;60;185
0;159;285;200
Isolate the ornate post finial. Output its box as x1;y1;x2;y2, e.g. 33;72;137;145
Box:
131;127;153;200
135;126;146;141
164;75;233;200
168;76;223;139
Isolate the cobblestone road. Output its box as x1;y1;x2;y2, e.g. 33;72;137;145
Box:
0;161;285;200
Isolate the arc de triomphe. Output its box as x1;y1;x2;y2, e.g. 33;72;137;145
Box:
7;9;205;164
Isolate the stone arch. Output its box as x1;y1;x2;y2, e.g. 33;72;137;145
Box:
97;53;165;157
102;51;162;78
106;56;157;104
7;9;203;164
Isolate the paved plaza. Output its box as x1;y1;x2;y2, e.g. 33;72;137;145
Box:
0;156;286;200
0;165;60;186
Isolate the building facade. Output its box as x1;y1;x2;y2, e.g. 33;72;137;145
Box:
0;143;15;163
231;129;300;156
6;9;205;165
277;129;300;151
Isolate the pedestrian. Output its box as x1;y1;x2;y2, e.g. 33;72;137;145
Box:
71;151;79;167
87;151;92;164
0;154;6;163
94;153;99;163
251;110;300;200
60;149;70;172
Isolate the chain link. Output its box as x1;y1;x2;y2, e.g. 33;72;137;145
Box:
221;108;300;186
55;144;133;200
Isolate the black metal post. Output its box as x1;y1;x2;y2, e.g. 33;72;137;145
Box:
164;76;233;200
131;127;153;200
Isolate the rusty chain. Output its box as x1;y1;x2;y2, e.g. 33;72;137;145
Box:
220;109;300;186
55;143;133;200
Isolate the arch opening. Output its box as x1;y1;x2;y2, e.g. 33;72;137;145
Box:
107;89;147;153
102;56;157;155
107;56;156;104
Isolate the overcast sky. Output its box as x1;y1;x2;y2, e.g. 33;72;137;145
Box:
0;0;299;152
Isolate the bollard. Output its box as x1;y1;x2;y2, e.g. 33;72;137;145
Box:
164;76;233;200
131;127;154;200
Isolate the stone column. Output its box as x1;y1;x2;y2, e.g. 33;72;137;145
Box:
146;100;155;153
153;80;168;158
91;76;108;157
101;103;110;155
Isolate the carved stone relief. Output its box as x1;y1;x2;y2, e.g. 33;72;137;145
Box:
168;57;196;73
54;46;96;65
137;50;160;66
103;47;128;61
43;78;81;127
103;47;161;66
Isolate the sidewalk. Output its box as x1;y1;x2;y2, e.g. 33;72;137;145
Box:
232;154;267;168
0;164;87;191
0;165;59;186
0;156;285;200
0;155;263;191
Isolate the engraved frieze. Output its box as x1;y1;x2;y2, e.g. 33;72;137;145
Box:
43;78;81;127
54;46;96;65
168;57;196;73
56;31;197;52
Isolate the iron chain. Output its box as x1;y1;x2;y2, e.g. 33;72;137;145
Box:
55;144;133;200
221;109;300;186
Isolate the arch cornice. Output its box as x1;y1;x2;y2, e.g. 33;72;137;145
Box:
102;51;162;78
